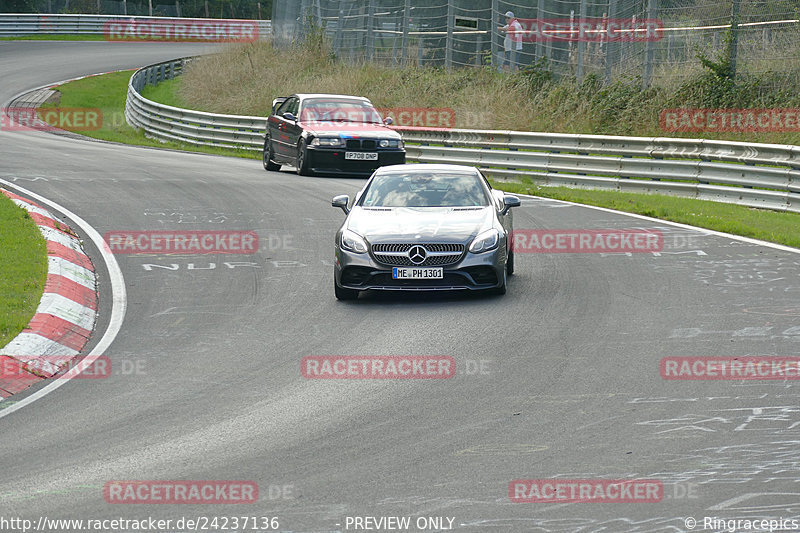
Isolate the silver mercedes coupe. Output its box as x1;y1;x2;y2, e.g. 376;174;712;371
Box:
331;164;520;299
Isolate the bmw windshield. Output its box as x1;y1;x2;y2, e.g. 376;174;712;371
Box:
359;172;492;208
300;98;383;124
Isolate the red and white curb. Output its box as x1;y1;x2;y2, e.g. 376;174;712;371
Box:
0;189;98;398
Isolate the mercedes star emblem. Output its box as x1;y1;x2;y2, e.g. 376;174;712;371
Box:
408;245;427;265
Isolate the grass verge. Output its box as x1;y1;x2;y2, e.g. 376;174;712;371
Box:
496;180;800;249
38;70;258;159
0;192;48;349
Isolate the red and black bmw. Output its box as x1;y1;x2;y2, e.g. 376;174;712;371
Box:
263;93;406;176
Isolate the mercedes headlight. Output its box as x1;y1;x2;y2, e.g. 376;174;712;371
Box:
469;229;500;253
340;229;368;254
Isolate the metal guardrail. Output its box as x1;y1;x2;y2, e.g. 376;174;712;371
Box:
0;13;270;38
124;58;800;213
125;58;267;150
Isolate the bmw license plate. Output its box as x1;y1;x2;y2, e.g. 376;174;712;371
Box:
392;267;443;279
345;152;378;161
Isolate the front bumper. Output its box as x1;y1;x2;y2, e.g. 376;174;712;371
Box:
334;244;507;292
307;146;405;175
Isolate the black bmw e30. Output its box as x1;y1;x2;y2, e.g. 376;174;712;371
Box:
263;93;406;176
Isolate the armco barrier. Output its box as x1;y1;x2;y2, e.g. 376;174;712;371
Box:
123;58;800;213
0;13;270;38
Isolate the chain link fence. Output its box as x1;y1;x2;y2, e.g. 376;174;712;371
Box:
271;0;800;87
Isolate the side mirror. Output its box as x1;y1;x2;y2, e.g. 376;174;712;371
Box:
332;194;350;215
282;112;296;122
384;116;394;125
500;195;520;215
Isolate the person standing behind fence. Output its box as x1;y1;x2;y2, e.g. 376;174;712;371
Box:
498;11;523;72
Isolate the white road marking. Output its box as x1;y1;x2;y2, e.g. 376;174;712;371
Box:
0;179;127;419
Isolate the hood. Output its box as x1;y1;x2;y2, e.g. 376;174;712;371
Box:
346;206;495;244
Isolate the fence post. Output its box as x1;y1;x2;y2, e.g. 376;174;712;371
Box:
576;0;588;82
367;0;375;61
491;0;499;70
604;0;618;84
418;36;424;65
667;32;672;61
335;0;344;53
401;0;410;63
536;0;545;60
445;0;454;71
642;0;657;89
475;33;483;67
729;0;740;79
299;0;308;40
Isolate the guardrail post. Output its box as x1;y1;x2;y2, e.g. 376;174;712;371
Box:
576;0;588;82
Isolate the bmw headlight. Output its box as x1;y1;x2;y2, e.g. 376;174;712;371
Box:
311;137;343;147
340;229;368;254
379;139;402;148
469;229;500;253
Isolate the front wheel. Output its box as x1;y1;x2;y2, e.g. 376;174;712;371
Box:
506;245;515;275
263;136;280;171
296;139;312;176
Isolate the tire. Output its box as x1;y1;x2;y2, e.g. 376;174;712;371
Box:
334;275;359;300
263;136;280;171
494;268;507;296
506;245;515;275
296;139;312;176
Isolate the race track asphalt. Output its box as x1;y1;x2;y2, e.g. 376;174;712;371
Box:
1;40;799;532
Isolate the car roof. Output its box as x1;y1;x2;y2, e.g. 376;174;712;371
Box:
375;164;480;174
294;94;372;104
